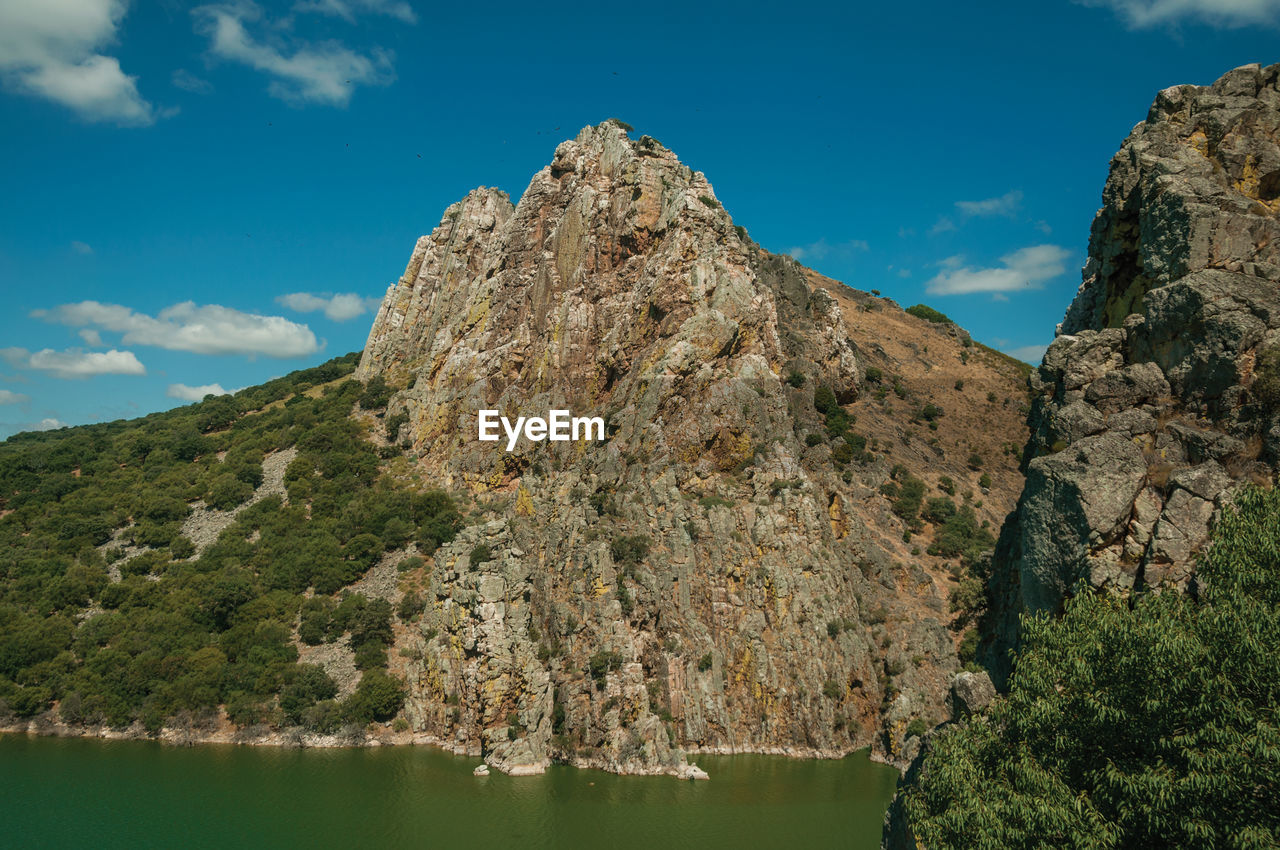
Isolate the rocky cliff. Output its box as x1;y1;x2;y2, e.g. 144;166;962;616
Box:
982;62;1280;683
355;121;1030;775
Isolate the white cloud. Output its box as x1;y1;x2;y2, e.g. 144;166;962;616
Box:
926;245;1072;296
294;0;417;23
3;346;146;379
35;417;67;430
34;300;322;358
78;328;103;346
171;68;214;94
0;0;155;125
167;382;230;401
0;389;29;404
1080;0;1280;27
193;1;394;106
955;190;1023;218
929;217;957;235
71;240;93;254
276;291;381;321
1007;344;1049;364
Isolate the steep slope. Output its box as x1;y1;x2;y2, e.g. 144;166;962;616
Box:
358;121;1029;775
982;62;1280;681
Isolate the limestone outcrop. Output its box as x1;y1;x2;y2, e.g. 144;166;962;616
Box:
983;63;1280;683
356;121;1029;776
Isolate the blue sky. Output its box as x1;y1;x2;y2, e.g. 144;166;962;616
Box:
0;0;1276;437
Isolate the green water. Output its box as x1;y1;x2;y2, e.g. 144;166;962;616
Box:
0;735;897;849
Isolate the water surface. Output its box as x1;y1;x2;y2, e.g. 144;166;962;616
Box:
0;735;898;848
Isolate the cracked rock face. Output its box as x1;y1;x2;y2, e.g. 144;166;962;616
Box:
983;64;1280;684
359;122;962;775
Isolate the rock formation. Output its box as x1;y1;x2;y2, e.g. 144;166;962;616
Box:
356;121;1029;775
982;62;1280;683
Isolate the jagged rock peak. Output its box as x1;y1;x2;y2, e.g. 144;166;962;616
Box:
982;62;1280;685
349;119;988;779
1060;62;1280;335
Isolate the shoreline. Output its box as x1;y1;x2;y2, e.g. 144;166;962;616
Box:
0;718;894;778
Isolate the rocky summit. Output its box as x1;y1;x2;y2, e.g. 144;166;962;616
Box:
355;120;1029;776
982;62;1280;683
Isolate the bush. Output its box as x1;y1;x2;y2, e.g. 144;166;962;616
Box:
906;304;953;324
359;376;393;410
589;650;624;681
469;544;492;566
904;487;1280;848
822;679;843;700
864;366;883;383
207;473;254;511
892;475;927;524
697;652;714;672
922;496;957;525
610;535;650;566
785;370;806;388
906;718;929;739
344;669;404;724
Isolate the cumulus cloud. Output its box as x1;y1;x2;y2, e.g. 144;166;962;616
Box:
171;68;214;94
1007;344;1049;364
1079;0;1280;27
33;300;322;358
0;0;155;125
2;346;146;378
294;0;417;23
926;245;1072;296
78;328;103;346
0;417;68;439
193;1;394;106
276;291;381;321
955;190;1023;218
167;382;230;401
0;389;30;404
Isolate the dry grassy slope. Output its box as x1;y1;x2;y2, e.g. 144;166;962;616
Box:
807;269;1032;626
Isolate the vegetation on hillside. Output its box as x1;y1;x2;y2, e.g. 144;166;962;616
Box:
903;486;1280;847
0;353;460;734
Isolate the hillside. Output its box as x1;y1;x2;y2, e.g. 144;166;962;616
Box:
0;123;1029;775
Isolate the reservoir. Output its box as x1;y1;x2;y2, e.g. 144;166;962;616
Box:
0;735;897;848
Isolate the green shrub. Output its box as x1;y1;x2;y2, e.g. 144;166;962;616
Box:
906;304;953;324
786;370;806;388
344;669;404;724
589;650;624;681
469;544;492;566
697;652;714;672
906;718;929;739
822;679;843;700
610;535;650;566
358;376;393;410
905;487;1280;848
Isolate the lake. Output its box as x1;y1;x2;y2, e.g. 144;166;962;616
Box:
0;735;898;848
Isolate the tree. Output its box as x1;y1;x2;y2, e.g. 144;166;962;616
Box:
345;669;404;723
904;487;1280;848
